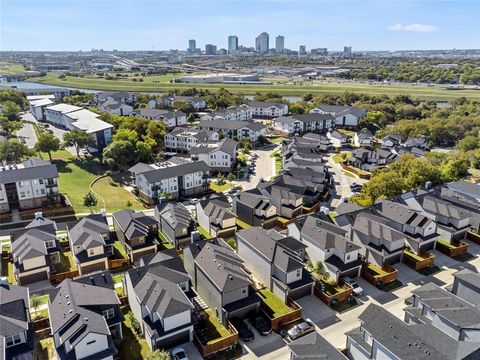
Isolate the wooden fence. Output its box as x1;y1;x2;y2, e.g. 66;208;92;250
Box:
49;269;79;283
313;280;353;306
193;321;238;358
436;240;469;257
361;263;397;287
33;318;51;332
108;258;129;270
402;249;435;271
303;202;320;214
466;231;480;244
262;298;302;332
339;162;371;180
35;328;52;340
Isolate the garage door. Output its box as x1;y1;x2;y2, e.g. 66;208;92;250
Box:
341;267;361;279
289;284;313;300
81;261;106;275
385;253;402;265
19;270;48;285
156;330;190;350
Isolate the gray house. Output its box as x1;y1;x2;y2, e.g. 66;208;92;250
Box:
236;227;314;302
288;331;347;360
0;281;34;360
155;202;193;249
452;269;480;306
232;190;278;229
49;271;123;360
196;194;237;238
112;209;159;262
124;251;194;350
183;238;260;325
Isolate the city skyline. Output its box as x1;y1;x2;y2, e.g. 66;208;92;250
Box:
1;0;479;51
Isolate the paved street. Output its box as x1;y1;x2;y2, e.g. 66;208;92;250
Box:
236;144;278;191
16;121;37;148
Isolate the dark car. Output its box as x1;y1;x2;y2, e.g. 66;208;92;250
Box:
249;313;272;336
231;318;255;342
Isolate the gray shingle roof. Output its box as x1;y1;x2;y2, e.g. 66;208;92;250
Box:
288;331;347;359
453;269;480;290
203;199;236;223
112;209;157;241
353;212;409;244
135;161;210;183
0;158;58;184
422;196;471;220
199;119;265;132
0;283;29;337
316;104;366;118
376;200;434;230
189;138;237;156
248;101;285;109
155;202;192;230
12;228;52;263
69;214;109;254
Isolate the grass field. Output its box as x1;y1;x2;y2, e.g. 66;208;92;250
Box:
27;73;480;100
0;61;25;75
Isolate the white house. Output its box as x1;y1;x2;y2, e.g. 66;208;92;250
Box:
327;130;349;150
310;105;366;129
148;96;206;110
27;95;55;121
134;108;187;128
189;138;237;172
94;91;137;105
247;101;288;118
274;114;335;135
98;98;134;116
353;130;373;148
164;128;218;153
203;106;253;121
198;119;266;142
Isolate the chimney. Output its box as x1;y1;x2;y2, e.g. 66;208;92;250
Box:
101;208;107;218
34;211;43;220
191;231;201;243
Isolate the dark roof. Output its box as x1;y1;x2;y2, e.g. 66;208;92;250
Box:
288;331;347;359
375;200;434;230
453;269;480;290
69;214;109;254
155;202;192;230
203;199;236;222
0;158;58;184
316;104;366;118
236;190;273;210
112;209;157;240
353;212;409;245
405;136;427;148
199;119;266;132
446;181;480;200
12;227;54;263
189;138;237;155
292;113;335;123
133;161;210;183
422;196;471;220
0;283;29;337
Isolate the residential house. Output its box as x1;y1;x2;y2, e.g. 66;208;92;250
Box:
184;238;260;325
382;134;402;148
112;210;159;263
258;185;304;219
327;130;349;150
198;119;266;142
164;128;218;154
98;98;134;116
353;129;373;148
310;105;366;129
94;91;137;106
288;215;362;281
288;133;333;153
189;138;237;173
67;213;113;275
49;271;123;360
134;108;187;128
0;281;34;360
283;152;327;173
289;332;348;360
11;215;60;285
124;252;194;350
154;202;193;249
203;106;253;121
346;303;480;360
274;113;335;136
149;96;206;110
273;170;327;207
0;158;60;214
232;189;278;229
347;147;398;172
129;158;210;204
404;136;428;150
247;101;288;118
196;194;237;238
452;269;480;306
236;227;314;302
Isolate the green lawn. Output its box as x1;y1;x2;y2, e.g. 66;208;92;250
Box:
0;61;25;75
30;294;49;307
40;150;143;213
268;136;288;144
437;239;459;250
112;241;128;259
235;218;251;229
341;170;356;178
332;151;352;163
35;337;55;360
1;260;16;284
259;289;292;318
113;274;124;285
31;308;49;321
54;251;77;273
209;181;232;193
119;318;152;360
196;226;213;240
203;308;231;345
28;73;480;100
115;287;125;298
157;231;174;249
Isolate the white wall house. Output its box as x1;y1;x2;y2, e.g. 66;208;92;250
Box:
247;101;288;118
198;119;266;142
189;138;237;173
164;128;218;153
311;105;366;129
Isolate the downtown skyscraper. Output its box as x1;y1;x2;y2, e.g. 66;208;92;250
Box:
275;35;285;53
228;35;238;54
256;32;269;54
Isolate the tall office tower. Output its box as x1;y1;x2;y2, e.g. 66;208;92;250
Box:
205;44;217;55
228;35;239;54
256;32;269;54
344;46;352;57
299;45;307;55
275;35;285;53
188;39;196;54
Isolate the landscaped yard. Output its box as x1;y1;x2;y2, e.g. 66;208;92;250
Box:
112;273;124;285
115;287;125;298
436;239;458;249
119;318;152;360
30;294;49;307
112;241;128;259
198;308;231;345
268;136;288;144
34;337;55;360
31;308;49;321
332;151;352;163
259;288;292;318
157;232;174;249
1;259;16;284
53;251;77;273
196;226;213;239
209;181;232;193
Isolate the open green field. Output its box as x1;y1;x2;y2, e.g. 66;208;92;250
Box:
0;61;25;75
27;73;480;100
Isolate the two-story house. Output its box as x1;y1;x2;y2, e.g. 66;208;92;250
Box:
246;101;288;118
259;185;304;219
196;194;237;238
288;215;362;281
274;114;335;136
452;269;480;306
0;158;60;214
149;95;206;110
67;213;113;275
0;281;34;360
382;134;402;148
155;202;194;249
232;189;278;229
11;215;60;284
289;332;348;360
129;158;210;204
94;91;137;106
164;128;218;154
348;148;398;172
404;136;428;150
353;130;374;148
310;105;366;129
184;238;261;325
189;138;237;173
203;106;253;122
112;209;159;263
124;252;194;350
273;171;327;207
236;227;314;302
134;108;186;128
98;98;134;116
49;271;123;360
198;119;266;142
326;130;349;150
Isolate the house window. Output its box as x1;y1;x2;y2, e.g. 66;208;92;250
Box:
88;249;95;256
5;333;22;347
39;179;44;184
45;240;55;249
241;286;247;295
102;308;115;319
41;189;45;195
346;254;351;261
296;269;301;277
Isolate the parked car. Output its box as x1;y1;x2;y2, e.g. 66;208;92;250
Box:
343;277;364;296
249;312;272;336
287;319;315;340
231;318;255;342
45;129;54;134
171;347;189;360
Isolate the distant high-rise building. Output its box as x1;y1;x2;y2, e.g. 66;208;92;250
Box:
228;35;239;54
344;46;352;57
275;35;285;53
188;39;196;54
299;45;307;55
205;44;217;55
311;48;328;55
256;32;269;54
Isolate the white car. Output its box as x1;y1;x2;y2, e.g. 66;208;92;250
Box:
171;347;189;360
343;277;364;296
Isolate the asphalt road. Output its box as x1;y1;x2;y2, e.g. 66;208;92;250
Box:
236;144;278;191
16;122;37;149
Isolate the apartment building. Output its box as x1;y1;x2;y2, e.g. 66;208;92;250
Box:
274;113;335;135
189;138;237;173
134;108;187;128
247;101;288;118
164;128;218;154
310;105;366;129
198;119;266;142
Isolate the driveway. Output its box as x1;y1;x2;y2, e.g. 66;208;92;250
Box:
17;122;37;149
236;144;278;191
240;327;286;359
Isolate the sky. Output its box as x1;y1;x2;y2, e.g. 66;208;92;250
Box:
1;0;479;51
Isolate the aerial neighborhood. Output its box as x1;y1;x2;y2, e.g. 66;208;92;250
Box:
0;26;480;360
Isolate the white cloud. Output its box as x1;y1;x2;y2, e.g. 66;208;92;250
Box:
387;23;438;33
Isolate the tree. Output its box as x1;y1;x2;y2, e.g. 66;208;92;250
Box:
126;200;132;209
146;349;171;360
457;136;480;152
135;141;154;163
177;102;196;115
0;139;30;163
0;115;22;138
227;173;236;183
126;312;142;337
289;104;305;115
112;129;138;144
31;294;41;321
63;130;96;157
186;113;196;125
83;191;98;211
102;140;135;170
441;155;471;182
302;93;313;102
216;173;226;186
145;121;166;148
2;101;21;120
35;134;60;160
